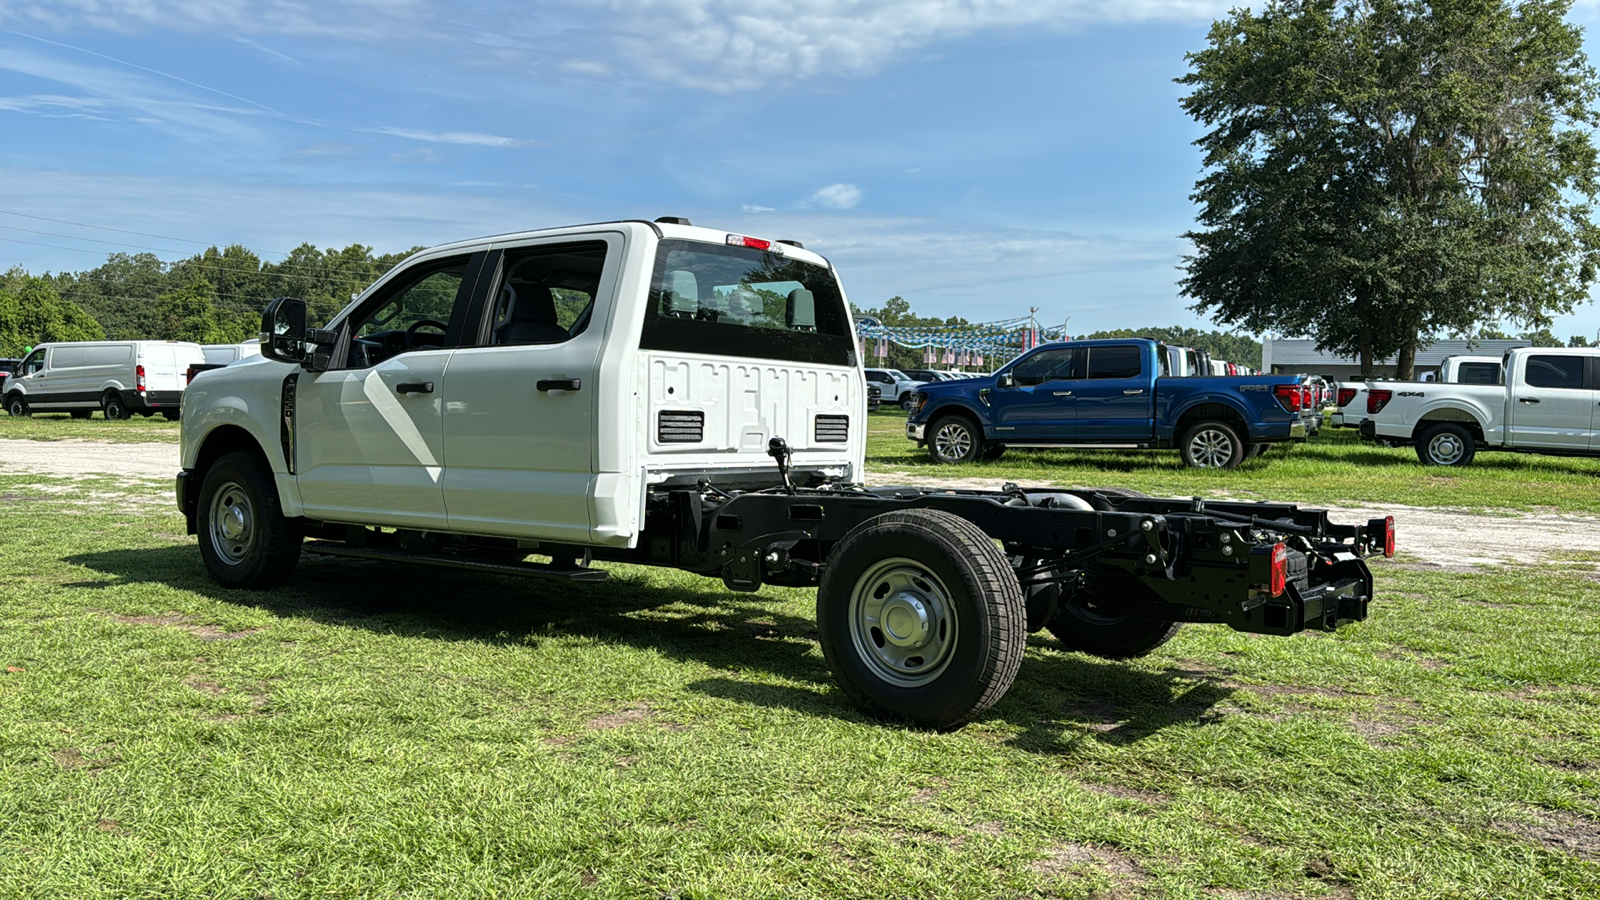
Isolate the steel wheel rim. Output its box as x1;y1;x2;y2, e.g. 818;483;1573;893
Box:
105;398;122;418
7;399;21;417
208;481;257;565
934;423;972;461
848;557;958;688
1428;432;1464;464
1188;428;1234;467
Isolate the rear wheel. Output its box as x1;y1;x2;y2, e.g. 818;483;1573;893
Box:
197;451;303;588
1415;422;1476;467
6;394;28;417
928;416;983;464
1047;569;1182;660
1179;420;1245;469
101;392;127;420
817;509;1025;730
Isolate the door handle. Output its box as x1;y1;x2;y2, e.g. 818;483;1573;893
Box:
537;378;582;392
1123;389;1145;395
1518;397;1541;404
1052;391;1073;396
395;381;434;394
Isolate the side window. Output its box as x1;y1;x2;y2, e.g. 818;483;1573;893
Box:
1524;355;1584;390
21;350;44;376
1087;346;1144;379
483;241;608;347
347;258;471;368
1459;363;1500;385
1011;349;1078;386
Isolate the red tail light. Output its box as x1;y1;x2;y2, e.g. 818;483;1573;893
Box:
1383;515;1395;558
1300;386;1312;409
1274;384;1302;412
136;364;146;391
1337;387;1357;407
1367;389;1393;414
1269;542;1287;596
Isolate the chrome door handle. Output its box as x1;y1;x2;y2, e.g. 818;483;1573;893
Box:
1052;391;1073;396
395;382;434;394
1518;397;1540;404
1123;389;1145;395
537;378;582;392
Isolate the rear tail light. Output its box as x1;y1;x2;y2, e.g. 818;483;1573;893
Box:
1270;542;1288;596
1367;389;1393;414
1383;515;1395;558
1301;386;1313;409
1337;387;1357;407
1273;384;1302;412
136;364;146;391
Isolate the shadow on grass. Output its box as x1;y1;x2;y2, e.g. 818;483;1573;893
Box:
65;544;1234;747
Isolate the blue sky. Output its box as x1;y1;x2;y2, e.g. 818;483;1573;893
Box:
2;0;1599;342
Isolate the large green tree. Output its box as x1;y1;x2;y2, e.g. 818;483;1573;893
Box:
0;268;104;355
1180;0;1600;378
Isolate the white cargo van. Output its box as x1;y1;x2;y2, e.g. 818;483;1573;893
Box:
4;340;205;419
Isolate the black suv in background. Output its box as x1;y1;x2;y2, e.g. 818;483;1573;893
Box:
0;358;19;391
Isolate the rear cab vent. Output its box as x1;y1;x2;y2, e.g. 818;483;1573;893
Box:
657;410;705;443
814;414;849;443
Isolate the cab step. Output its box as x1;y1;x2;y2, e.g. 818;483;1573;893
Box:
302;542;609;581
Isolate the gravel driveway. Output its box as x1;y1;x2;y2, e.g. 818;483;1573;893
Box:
4;438;1597;568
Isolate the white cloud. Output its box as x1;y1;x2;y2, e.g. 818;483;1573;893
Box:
741;203;775;212
803;183;862;210
369;126;533;148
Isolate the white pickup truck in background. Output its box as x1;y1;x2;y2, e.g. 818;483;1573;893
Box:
1360;347;1600;466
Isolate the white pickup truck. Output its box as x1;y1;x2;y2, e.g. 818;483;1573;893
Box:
176;217;1390;729
1360;347;1600;466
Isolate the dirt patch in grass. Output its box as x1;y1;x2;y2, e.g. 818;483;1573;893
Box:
93;818;126;834
586;703;652;730
1084;782;1170;805
53;746;116;774
104;611;262;641
1032;841;1148;892
1497;809;1600;861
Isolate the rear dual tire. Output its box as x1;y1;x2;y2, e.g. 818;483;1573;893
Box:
818;509;1026;730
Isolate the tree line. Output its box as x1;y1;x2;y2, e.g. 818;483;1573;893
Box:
0;242;423;357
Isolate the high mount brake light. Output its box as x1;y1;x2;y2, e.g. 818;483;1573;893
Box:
726;234;774;251
136;364;146;392
1337;387;1357;407
1273;384;1302;412
1367;389;1393;414
1270;542;1288;597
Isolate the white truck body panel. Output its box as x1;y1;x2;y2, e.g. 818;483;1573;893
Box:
181;220;864;549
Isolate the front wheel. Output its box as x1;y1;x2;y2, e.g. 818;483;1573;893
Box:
101;392;127;420
928;416;983;464
196;452;303;588
1179;420;1245;469
1416;422;1476;467
6;394;28;417
817;509;1026;730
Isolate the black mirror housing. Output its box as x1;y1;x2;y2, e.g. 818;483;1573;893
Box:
260;298;336;371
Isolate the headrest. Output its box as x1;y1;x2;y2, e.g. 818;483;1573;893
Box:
664;270;698;317
786;288;815;330
508;283;557;323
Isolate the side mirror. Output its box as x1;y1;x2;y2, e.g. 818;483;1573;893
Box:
260;298;336;372
261;297;309;364
997;372;1016;389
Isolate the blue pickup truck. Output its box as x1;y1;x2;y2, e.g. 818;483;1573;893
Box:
905;339;1308;468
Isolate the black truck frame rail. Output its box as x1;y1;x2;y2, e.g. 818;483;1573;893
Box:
620;483;1388;639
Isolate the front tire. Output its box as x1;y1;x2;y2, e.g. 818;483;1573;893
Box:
1416;422;1476;467
6;394;28;417
928;416;983;464
197;452;303;588
817;509;1026;730
1179;420;1245;469
101;392;127;420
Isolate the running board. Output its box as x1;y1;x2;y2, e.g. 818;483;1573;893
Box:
302;542;609;581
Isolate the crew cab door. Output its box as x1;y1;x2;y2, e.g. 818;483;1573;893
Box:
1075;344;1155;440
988;347;1079;439
440;236;618;543
293;252;486;529
1505;353;1598;451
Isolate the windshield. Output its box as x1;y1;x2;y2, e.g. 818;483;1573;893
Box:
641;240;855;367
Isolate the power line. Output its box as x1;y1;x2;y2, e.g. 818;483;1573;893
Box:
0;208;293;257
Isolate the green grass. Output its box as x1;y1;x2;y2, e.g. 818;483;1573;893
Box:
1;471;1596;897
0;412;181;443
871;409;1600;514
